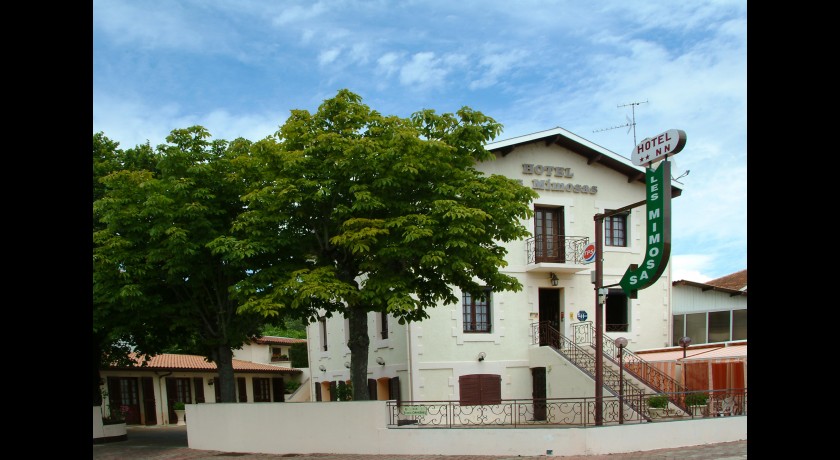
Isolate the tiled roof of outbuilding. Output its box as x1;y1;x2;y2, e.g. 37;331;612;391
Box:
706;269;747;292
107;353;301;374
251;336;307;345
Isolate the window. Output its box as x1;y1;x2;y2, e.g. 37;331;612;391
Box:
319;317;328;351
459;374;501;406
463;288;491;333
708;311;731;343
270;347;288;362
673;309;746;345
605;288;629;332
379;311;389;339
253;378;271;402
604;211;628;247
534;206;564;262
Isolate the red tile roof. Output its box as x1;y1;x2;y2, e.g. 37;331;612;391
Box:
706;269;747;291
252;336;307;345
672;269;747;296
107;353;301;374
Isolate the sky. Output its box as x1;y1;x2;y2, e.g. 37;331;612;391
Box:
92;0;747;284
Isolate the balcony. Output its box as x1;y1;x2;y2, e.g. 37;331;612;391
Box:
525;235;590;274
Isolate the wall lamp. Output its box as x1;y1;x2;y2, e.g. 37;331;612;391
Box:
376;357;385;365
208;379;214;386
319;364;327;372
344;361;351;369
549;272;559;286
477;352;486;362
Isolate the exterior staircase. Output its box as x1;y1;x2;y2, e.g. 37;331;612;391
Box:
533;321;691;420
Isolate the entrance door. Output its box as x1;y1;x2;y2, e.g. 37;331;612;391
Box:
539;288;561;347
107;377;142;424
531;367;547;421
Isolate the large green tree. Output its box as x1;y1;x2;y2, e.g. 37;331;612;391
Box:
233;89;538;399
93;127;290;402
93;133;172;405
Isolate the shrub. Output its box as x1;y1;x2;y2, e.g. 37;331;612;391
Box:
173;401;186;410
284;381;301;394
685;392;709;406
648;394;669;409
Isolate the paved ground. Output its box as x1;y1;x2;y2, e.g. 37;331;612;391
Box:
92;425;747;459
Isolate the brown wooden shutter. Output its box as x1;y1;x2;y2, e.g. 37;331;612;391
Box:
107;377;122;414
237;377;247;402
193;377;205;403
165;378;177;421
389;376;401;406
459;374;481;406
368;379;377;400
272;377;285;402
481;374;502;405
315;382;322;401
459;374;501;406
141;377;157;425
328;381;337;402
213;378;221;402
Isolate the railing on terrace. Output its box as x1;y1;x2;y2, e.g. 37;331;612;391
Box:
387;388;746;428
525;235;589;265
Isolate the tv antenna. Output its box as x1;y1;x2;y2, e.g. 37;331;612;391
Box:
593;100;648;147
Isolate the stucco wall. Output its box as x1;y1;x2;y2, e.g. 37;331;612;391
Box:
185;400;746;457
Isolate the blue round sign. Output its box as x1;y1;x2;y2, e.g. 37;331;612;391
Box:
577;310;588;321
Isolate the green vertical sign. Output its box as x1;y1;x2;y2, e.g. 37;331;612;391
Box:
619;160;671;297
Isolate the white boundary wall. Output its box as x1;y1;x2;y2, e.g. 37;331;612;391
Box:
185;401;746;457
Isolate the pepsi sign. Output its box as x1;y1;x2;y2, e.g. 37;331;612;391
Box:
583;243;596;264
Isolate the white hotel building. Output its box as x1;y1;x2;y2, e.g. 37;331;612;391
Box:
305;126;686;403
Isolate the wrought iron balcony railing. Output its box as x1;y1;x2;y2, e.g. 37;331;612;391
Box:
525;235;589;264
387;388;747;428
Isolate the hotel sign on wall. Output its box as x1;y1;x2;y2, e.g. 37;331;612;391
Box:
618;129;686;297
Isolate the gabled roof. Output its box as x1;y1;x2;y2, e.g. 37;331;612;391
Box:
485;126;683;197
251;335;307;345
106;353;301;374
673;269;747;296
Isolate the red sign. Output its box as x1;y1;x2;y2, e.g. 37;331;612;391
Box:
631;129;686;166
583;243;596;264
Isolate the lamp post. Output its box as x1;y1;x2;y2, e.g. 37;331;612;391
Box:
679;336;691;390
614;337;628;424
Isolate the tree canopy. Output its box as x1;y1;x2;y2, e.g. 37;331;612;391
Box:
232;89;538;399
92;127;291;403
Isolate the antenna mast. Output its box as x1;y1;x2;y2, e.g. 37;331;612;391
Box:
593;100;648;147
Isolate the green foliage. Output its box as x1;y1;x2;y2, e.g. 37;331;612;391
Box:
289;342;309;368
685;392;709;406
648;394;669;408
232;89;538;399
173;401;186;410
93;127;298;403
334;381;353;401
284;380;301;394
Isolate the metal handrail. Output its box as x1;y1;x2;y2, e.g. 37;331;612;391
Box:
525;235;589;264
572;322;688;410
533;322;647;418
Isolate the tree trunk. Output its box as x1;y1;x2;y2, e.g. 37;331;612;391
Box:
347;305;371;400
215;346;238;402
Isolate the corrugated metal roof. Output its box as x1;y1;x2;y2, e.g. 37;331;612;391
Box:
635;344;747;362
